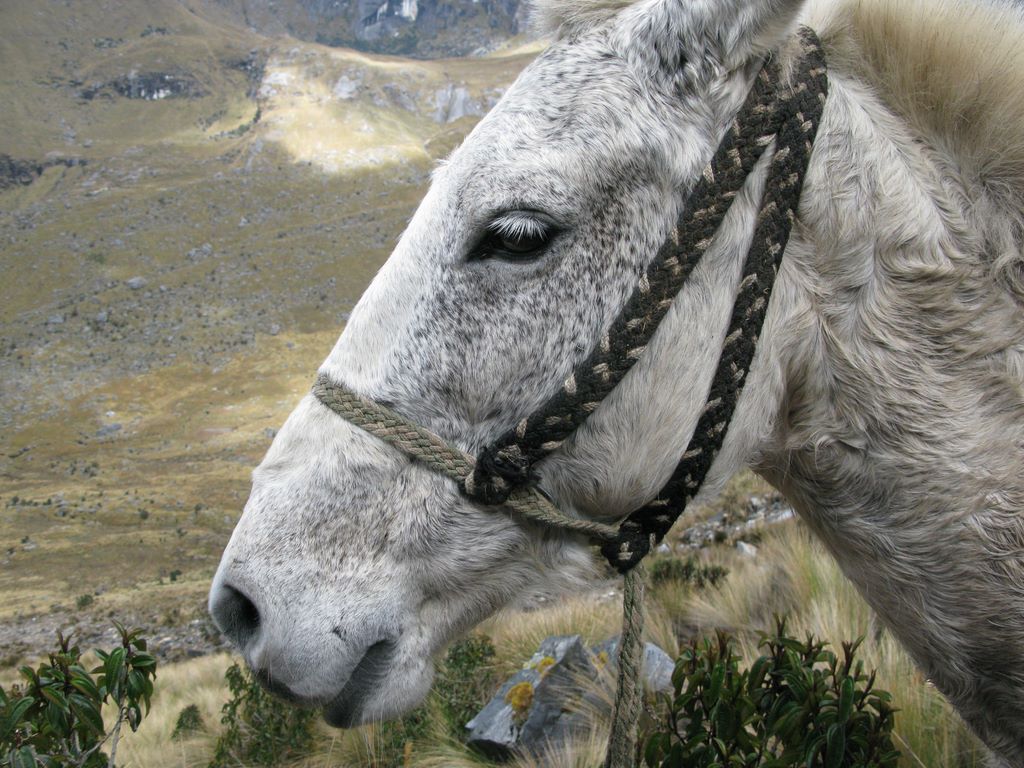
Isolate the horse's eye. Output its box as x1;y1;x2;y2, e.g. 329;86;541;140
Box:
470;211;558;262
498;229;548;255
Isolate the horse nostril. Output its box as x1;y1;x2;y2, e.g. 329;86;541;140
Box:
210;583;261;650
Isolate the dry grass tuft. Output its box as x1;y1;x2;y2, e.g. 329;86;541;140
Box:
115;653;233;768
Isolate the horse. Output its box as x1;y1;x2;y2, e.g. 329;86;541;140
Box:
208;0;1024;762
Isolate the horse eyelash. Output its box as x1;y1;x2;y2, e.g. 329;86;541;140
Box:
487;212;550;241
466;210;559;261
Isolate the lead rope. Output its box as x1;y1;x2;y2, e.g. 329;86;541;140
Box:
605;565;646;767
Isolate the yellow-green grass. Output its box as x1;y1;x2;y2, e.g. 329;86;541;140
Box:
114;652;235;768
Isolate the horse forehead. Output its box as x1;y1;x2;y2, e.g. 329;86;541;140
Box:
437;81;662;220
451;43;642;164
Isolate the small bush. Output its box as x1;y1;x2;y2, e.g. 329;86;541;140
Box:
648;556;728;589
642;619;899;767
208;662;315;768
0;624;157;768
75;594;94;610
434;633;496;738
171;703;203;740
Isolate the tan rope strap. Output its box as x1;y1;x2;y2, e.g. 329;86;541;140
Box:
311;375;620;542
313;377;474;480
605;563;646;768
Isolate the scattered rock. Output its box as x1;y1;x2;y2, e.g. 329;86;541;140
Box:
591;636;676;695
268;323;281;336
736;541;759;558
187;243;213;262
46;314;65;325
333;72;362;100
126;276;147;290
81;72;204;101
677;492;795;550
95;423;122;437
434;83;481;123
380;83;417;112
467;635;596;759
466;634;676;758
0;154;42;189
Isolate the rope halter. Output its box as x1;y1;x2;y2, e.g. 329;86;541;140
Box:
312;28;827;768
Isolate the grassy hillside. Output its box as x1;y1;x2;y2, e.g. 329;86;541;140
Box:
0;0;534;663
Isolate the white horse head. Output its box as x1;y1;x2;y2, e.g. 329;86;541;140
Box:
211;0;1024;761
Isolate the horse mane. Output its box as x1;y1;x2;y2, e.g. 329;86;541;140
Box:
809;0;1024;293
532;0;1024;296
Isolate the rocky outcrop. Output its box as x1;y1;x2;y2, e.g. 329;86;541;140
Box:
676;493;795;551
80;72;204;101
221;0;525;58
0;156;42;189
0;155;84;190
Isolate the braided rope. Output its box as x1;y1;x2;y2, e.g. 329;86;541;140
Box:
465;50;785;506
603;30;828;573
312;379;474;481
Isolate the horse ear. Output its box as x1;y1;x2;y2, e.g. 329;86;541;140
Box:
629;0;807;73
712;0;808;67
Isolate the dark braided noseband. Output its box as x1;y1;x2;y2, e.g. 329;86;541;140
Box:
312;29;827;768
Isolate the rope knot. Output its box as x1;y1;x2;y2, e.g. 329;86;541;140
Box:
463;444;532;505
600;520;653;574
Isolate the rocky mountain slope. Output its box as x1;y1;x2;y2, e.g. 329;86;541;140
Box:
217;0;527;56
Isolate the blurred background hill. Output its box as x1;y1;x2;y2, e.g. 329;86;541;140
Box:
0;0;537;664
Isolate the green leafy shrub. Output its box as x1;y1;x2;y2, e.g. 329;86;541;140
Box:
643;620;899;767
0;624;157;768
370;633;497;767
208;662;315;767
171;703;203;740
648;556;729;589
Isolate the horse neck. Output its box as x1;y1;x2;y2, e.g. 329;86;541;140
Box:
750;62;1024;757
